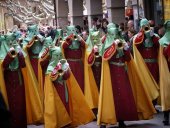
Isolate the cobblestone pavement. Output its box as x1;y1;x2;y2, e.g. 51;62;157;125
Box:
28;111;169;128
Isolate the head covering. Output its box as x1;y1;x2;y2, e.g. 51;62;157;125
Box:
66;25;77;36
86;30;101;53
39;36;53;58
140;18;149;27
53;29;64;46
159;20;170;46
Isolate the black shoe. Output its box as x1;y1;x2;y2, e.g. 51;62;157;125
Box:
163;111;170;126
100;125;106;128
163;120;169;126
119;121;126;128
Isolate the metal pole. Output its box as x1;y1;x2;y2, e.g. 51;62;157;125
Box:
53;0;57;26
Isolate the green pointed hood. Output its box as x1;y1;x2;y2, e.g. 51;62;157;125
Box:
66;25;77;36
86;30;101;52
46;46;63;74
39;36;53;58
0;32;26;60
159;20;170;46
22;24;44;46
53;29;64;46
140;18;149;27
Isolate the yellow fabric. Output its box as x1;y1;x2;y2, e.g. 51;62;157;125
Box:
84;51;99;109
97;60;117;125
44;75;71;128
158;47;170;111
66;72;95;126
0;60;9;108
97;55;156;125
127;58;156;120
133;42;159;100
22;54;43;124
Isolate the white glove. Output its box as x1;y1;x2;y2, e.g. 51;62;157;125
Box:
114;39;120;45
150;30;154;37
77;35;82;41
123;42;129;51
9;47;15;51
93;45;99;53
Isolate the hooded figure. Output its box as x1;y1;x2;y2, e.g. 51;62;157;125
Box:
62;25;86;92
22;24;45;79
97;23;156;128
0;32;43;128
132;18;160;103
158;20;170;126
38;36;95;128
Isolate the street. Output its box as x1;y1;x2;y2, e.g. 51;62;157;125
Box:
28;108;169;128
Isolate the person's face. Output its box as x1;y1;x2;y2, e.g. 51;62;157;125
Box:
128;31;133;38
103;22;107;28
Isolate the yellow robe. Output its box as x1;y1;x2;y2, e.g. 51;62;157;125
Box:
44;72;95;128
97;56;156;125
133;38;159;101
158;46;170;111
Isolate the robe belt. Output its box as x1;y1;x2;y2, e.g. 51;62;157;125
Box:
30;55;39;59
109;61;125;66
67;58;82;62
93;62;101;66
144;58;157;63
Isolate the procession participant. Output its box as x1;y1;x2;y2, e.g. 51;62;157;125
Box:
40;38;95;128
22;24;45;79
158;20;170;126
98;23;156;128
86;29;102;90
62;25;86;92
132;18;160;104
0;32;43;128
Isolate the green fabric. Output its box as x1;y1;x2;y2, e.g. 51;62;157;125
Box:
66;25;77;36
86;30;102;55
53;29;64;44
22;24;44;47
101;23;122;55
159;20;170;46
30;41;43;54
39;36;53;58
0;35;7;60
46;46;63;74
140;18;149;27
116;49;124;58
0;32;26;70
65;25;80;50
143;38;153;48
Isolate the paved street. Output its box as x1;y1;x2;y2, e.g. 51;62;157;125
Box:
28;107;169;128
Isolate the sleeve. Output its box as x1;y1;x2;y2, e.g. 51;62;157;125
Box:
2;53;15;69
124;49;131;62
18;52;26;68
152;35;160;48
62;35;73;49
163;45;170;58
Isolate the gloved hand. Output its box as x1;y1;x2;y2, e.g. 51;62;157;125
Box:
93;45;99;53
123;42;129;51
